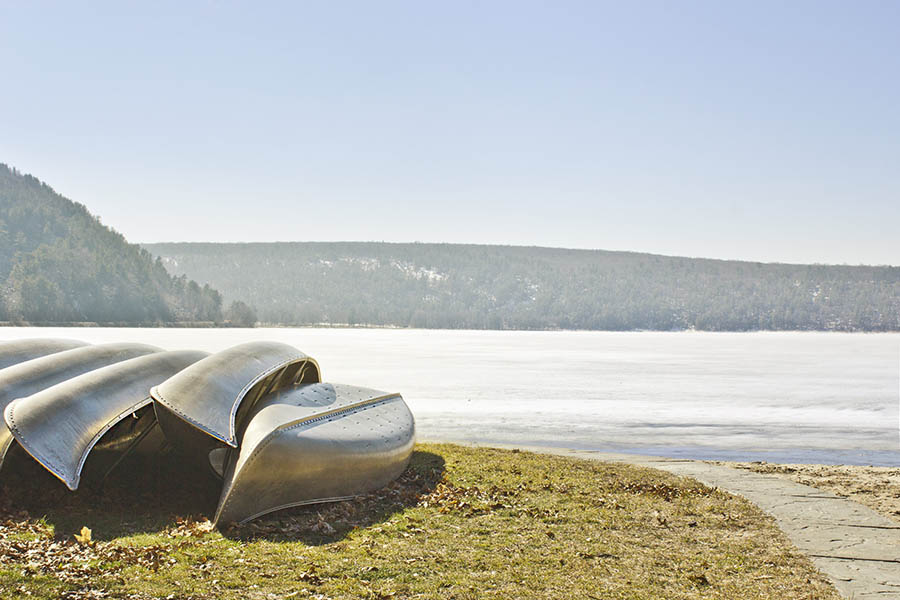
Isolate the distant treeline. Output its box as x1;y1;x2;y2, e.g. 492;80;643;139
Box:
0;164;252;325
144;242;900;331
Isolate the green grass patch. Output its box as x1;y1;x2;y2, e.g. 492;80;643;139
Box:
0;443;838;599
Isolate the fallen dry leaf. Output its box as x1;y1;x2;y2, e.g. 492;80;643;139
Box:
74;526;92;545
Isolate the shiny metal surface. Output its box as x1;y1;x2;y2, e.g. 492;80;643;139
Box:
151;341;320;448
214;383;415;525
0;338;88;370
5;350;208;490
0;343;163;468
0;336;414;529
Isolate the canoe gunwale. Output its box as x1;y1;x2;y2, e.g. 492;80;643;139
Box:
227;495;359;526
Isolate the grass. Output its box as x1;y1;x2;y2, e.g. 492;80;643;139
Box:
0;443;839;599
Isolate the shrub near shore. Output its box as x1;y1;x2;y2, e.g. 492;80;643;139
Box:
0;444;838;599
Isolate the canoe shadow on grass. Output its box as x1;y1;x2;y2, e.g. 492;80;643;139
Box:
0;445;445;545
223;450;446;544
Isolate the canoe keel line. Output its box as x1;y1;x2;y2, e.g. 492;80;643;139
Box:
0;339;415;527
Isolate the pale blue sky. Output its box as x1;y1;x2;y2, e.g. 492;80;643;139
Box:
1;1;897;265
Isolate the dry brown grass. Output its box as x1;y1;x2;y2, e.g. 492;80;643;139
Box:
0;443;839;599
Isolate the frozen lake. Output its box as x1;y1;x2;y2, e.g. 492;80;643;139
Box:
1;328;897;465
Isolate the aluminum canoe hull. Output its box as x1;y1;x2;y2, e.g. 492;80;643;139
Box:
214;382;415;525
151;341;321;450
0;343;164;469
5;350;209;490
0;338;88;370
0;338;415;529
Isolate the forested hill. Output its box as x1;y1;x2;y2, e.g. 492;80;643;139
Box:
0;164;224;324
144;242;900;331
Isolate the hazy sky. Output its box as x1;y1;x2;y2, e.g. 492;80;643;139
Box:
1;1;897;265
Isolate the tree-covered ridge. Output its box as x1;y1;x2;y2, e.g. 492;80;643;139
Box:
0;164;224;323
144;241;900;331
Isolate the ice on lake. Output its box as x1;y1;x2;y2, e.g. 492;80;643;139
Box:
2;328;897;465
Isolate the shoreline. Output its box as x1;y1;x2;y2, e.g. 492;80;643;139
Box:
1;322;898;333
422;437;900;468
444;440;900;524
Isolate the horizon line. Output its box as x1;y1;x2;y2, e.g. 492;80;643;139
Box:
138;240;900;270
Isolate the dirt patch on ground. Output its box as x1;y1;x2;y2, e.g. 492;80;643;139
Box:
720;461;900;524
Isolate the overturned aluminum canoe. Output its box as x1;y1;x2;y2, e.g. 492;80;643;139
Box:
151;341;321;477
0;343;163;469
5;350;208;490
0;338;88;370
0;337;415;527
214;382;415;525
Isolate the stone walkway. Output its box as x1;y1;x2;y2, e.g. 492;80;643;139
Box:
496;444;900;599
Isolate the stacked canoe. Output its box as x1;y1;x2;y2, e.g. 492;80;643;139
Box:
0;339;415;526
